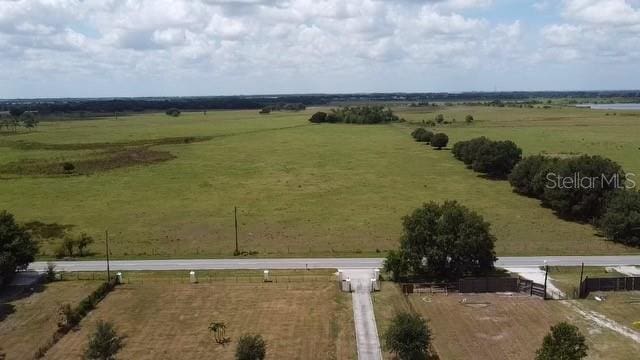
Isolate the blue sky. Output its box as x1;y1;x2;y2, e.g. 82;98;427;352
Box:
0;0;639;98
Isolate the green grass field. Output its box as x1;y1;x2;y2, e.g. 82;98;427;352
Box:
2;106;640;258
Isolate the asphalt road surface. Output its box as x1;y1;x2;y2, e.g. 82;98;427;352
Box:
28;256;640;272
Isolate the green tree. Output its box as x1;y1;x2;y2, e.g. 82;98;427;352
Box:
62;236;76;257
536;322;588;360
465;114;474;124
165;108;181;117
430;133;448;150
398;201;496;279
19;111;39;129
383;250;408;281
236;334;266;360
84;321;123;360
309;111;327;123
599;190;640;247
384;312;432;360
434;114;444;124
0;210;38;286
543;155;624;221
509;155;555;197
77;233;95;257
470;140;522;178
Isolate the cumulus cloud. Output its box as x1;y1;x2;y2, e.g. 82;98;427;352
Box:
0;0;637;96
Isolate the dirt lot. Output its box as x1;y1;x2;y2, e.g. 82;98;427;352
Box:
373;283;640;360
0;281;101;360
43;280;356;360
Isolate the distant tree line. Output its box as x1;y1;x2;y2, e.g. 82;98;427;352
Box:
449;135;639;247
309;106;399;124
0;109;39;132
2;90;638;117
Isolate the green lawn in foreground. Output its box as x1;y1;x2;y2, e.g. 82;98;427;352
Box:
1;106;639;258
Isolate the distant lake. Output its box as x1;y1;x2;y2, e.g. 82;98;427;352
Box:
576;103;640;110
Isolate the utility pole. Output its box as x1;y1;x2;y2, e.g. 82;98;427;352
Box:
543;260;549;300
105;229;111;281
234;207;239;255
578;262;585;298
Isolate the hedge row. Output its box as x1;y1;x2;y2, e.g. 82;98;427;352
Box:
452;137;522;178
34;278;118;359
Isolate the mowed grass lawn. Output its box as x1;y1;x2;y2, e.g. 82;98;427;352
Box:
43;280;356;360
1;106;640;257
0;281;101;360
373;283;640;360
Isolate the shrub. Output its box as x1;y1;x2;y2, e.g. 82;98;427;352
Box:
309;111;327;123
259;107;271;114
465;114;474;123
435;114;444;123
84;321;123;360
536;322;588;360
384;312;432;360
430;133;448;149
62;162;75;173
599;190;640;246
236;334;266;360
165;108;181;117
451;137;492;165
411;128;434;143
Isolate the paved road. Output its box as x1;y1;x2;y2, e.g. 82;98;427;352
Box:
28;256;640;272
344;269;383;360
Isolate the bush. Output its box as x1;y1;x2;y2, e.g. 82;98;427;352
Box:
465;114;474;124
309;111;327;123
384;312;432;360
451;137;492;165
430;133;448;149
259;107;271;114
62;162;75;173
84;321;123;360
236;334;266;360
536;322;588;360
411;128;434;143
165;108;181;117
396;201;496;279
599;190;640;246
435;114;444;124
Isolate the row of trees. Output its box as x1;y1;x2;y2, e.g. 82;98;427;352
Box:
411;128;449;150
0;110;39;132
508;154;639;246
309;106;399;124
452;137;522;178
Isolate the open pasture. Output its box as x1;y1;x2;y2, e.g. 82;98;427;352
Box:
1;106;640;257
42;279;356;360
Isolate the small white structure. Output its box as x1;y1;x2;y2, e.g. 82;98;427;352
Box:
374;269;380;280
371;278;380;292
341;277;352;292
116;272;123;284
189;271;197;284
263;270;270;282
338;270;344;282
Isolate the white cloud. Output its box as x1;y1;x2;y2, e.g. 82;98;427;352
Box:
0;0;637;96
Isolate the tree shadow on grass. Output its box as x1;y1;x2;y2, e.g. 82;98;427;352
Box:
0;279;46;322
